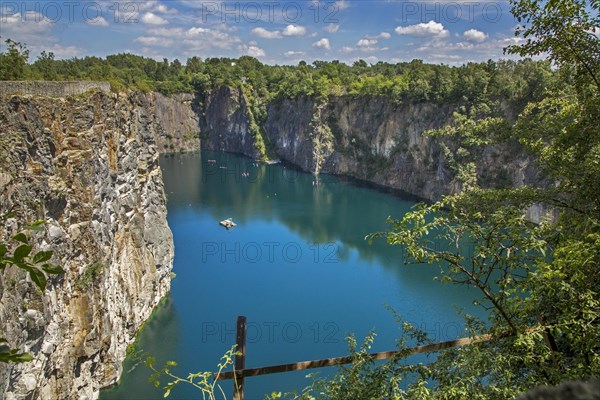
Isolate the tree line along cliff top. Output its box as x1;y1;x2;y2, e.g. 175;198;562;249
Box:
0;38;567;115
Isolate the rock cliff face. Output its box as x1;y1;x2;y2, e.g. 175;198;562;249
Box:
198;89;543;202
198;86;260;158
150;92;200;153
0;90;175;399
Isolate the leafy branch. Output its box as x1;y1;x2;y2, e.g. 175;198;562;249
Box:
0;210;64;363
145;345;239;399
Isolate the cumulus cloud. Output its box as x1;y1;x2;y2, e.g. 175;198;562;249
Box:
357;38;377;47
251;27;281;39
364;32;391;41
395;20;449;37
86;16;109;27
143;25;242;52
154;3;178;14
313;38;331;50
246;45;265;57
282;24;306;36
141;12;168;25
251;25;305;39
463;29;488;42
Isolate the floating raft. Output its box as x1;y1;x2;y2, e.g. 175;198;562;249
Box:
219;218;237;230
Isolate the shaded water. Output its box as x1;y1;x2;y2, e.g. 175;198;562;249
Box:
101;151;479;400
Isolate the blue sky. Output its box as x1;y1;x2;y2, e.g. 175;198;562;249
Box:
0;0;524;65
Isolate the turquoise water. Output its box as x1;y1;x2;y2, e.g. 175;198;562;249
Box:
101;151;479;400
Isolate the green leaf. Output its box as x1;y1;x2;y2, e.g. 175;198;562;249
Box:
32;251;52;264
164;389;170;398
41;264;64;275
12;233;28;244
145;356;156;368
24;220;46;232
0;243;7;258
28;268;47;290
0;348;33;363
14;245;32;263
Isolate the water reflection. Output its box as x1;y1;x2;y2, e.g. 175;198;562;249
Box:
101;150;480;400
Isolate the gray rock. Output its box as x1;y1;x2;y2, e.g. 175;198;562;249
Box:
0;89;175;399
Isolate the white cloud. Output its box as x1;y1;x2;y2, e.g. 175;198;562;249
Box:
135;36;173;46
143;25;242;53
53;46;81;58
395;20;449;37
154;3;178;14
378;32;391;40
313;38;331;50
141;12;168;25
282;24;306;37
324;23;340;33
463;29;488;42
247;45;266;57
357;39;377;47
340;46;355;53
284;50;306;57
251;27;282;39
86;16;109;27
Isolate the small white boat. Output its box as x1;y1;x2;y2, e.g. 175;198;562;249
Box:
219;218;237;230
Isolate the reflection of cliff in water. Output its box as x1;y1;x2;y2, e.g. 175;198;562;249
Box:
160;151;479;304
161;152;400;257
101;296;180;400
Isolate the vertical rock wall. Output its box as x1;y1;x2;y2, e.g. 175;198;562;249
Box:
0;90;174;399
198;89;543;201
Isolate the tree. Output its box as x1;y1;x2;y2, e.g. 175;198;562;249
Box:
32;51;57;80
278;0;600;398
0;39;30;80
507;0;600;92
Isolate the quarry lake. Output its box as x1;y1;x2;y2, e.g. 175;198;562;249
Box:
101;150;479;400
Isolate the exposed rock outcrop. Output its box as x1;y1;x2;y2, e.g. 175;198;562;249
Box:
198;89;544;202
150;92;200;153
0;90;174;399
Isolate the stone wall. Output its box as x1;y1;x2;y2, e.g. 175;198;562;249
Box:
0;81;110;98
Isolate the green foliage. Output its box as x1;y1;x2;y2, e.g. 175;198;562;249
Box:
0;210;64;363
77;260;106;289
0;39;30;80
1;38;559;118
278;0;600;398
507;0;600;92
309;103;334;174
145;345;239;400
0;338;34;363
